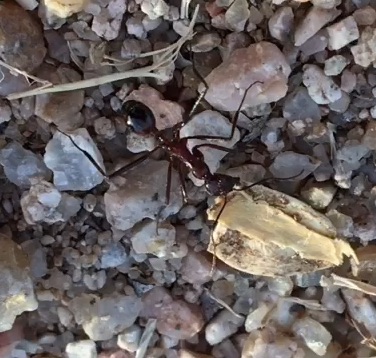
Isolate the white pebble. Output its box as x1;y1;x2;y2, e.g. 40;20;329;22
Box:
94;117;116;139
370;105;376;119
324;55;349;76
117;325;141;352
44;128;105;191
292;317;332;356
141;0;169;20
303;64;342;104
205;310;244;345
66;340;97;358
327;16;359;50
57;306;73;327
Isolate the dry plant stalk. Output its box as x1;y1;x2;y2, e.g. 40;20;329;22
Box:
321;273;376;297
350;318;376;352
135;319;157;358
4;5;199;101
207;185;359;277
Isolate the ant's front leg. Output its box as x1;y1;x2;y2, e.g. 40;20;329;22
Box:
109;147;160;178
191;143;233;154
55;127;108;178
178;162;189;203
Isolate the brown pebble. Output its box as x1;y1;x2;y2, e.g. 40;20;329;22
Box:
0;1;46;72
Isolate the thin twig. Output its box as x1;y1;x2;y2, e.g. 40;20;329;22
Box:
204;288;244;319
5;5;199;101
67;41;84;71
135;319;157;358
6;67;163;100
0;59;50;87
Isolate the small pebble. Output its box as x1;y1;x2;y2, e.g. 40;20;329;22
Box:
126;14;146;39
141;0;169;20
303;64;342;104
83;194;97;212
44;128;105;191
300;180;337;209
66;340;97;358
292;317;332;356
94;117;116;139
57;306;74;327
324;55;349;76
269;151;320;179
353;6;376;26
205;310;245;345
311;0;340;8
268;6;294;42
202;41;291;111
327;16;359;50
341;70;357;92
294;7;340;46
0;100;12;123
117;325;141;352
191;32;221;52
224;0;250;32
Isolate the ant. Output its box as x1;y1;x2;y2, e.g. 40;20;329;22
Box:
115;80;263;204
58;55;302;274
59;51;299;235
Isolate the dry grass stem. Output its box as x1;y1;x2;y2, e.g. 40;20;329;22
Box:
5;5;199;101
321;273;376;296
135;319;157;358
67;41;84;71
204;288;244;319
0;59;51;87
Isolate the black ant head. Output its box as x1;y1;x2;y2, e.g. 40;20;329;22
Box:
122;100;156;135
205;174;240;196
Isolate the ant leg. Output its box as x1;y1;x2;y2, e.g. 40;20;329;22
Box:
234;170;305;191
156;160;173;236
192;143;233;154
182;81;263;142
56;128;107;177
165;160;172;205
178;163;189;203
209;195;228;277
109;147;160;178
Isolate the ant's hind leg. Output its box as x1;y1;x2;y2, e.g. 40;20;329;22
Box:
109;148;159;178
165;161;173;206
178;163;189;203
155;160;172;236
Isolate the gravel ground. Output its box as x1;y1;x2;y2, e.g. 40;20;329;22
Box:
1;0;376;357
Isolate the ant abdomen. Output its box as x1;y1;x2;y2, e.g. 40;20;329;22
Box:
122;100;156;135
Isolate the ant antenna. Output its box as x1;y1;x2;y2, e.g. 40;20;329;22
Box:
187;43;210;118
208;170;304;276
234;170;305;192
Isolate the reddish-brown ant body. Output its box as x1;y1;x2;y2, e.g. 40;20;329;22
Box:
60;78;279;206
